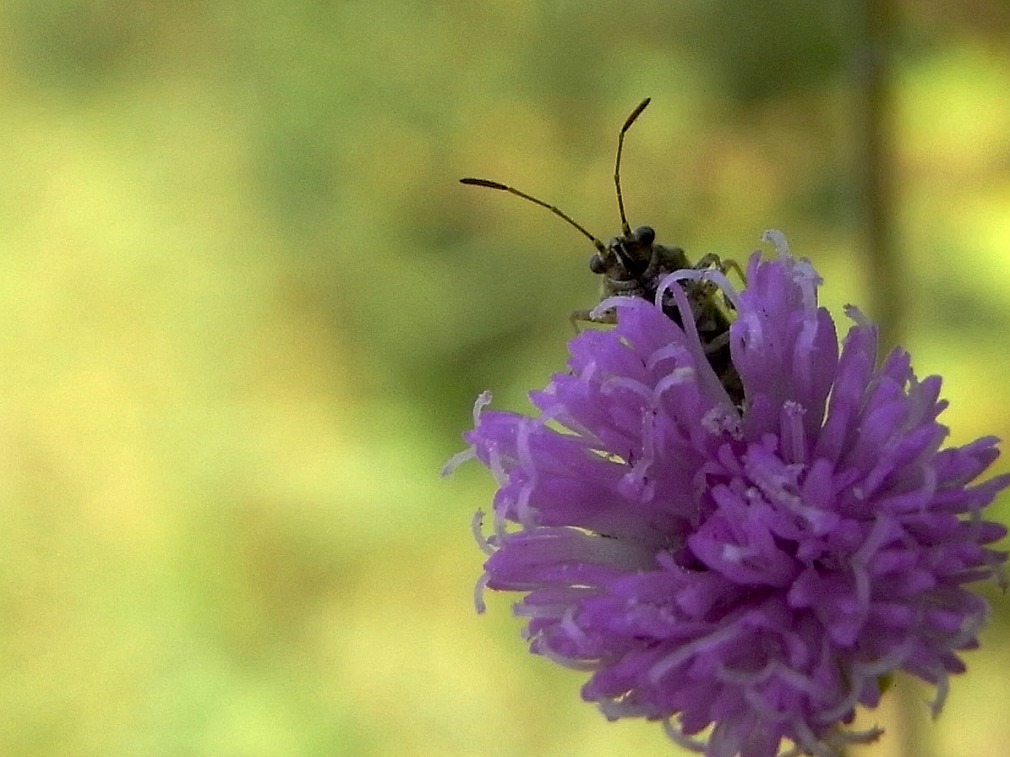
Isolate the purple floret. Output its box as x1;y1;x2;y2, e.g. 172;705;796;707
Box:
451;232;1009;757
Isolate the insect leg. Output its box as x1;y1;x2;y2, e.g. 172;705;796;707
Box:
569;307;616;333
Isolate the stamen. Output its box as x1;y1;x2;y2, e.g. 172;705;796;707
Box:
474;572;490;613
762;229;791;258
472;509;494;555
658;267;743;312
441;446;476;477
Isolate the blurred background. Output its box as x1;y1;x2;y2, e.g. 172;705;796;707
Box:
1;1;1008;755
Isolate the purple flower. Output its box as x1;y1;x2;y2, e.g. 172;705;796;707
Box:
446;232;1010;757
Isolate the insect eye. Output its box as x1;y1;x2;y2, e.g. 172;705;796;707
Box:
589;254;608;274
634;226;655;246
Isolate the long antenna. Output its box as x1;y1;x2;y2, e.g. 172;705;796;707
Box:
615;97;651;237
459;177;606;254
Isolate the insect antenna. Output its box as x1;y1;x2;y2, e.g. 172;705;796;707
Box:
614;97;651;237
459;177;606;254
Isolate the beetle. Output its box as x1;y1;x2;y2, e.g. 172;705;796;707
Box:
461;98;744;404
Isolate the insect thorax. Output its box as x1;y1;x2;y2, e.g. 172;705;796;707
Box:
596;235;691;307
591;235;742;404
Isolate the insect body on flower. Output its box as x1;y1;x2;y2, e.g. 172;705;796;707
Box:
453;100;1010;757
461;98;744;404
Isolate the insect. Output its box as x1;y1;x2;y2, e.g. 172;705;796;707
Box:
460;98;744;405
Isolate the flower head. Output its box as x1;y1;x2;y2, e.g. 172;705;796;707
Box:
448;232;1009;757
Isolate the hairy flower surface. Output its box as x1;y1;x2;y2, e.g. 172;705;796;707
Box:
449;233;1009;757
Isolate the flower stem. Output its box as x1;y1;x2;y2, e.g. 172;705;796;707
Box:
859;0;902;354
859;1;922;753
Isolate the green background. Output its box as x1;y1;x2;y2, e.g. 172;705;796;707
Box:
1;2;1008;755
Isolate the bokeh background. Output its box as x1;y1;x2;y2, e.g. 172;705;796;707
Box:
1;2;1009;756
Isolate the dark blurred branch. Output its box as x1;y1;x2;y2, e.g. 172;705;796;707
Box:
859;4;922;755
860;0;902;354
